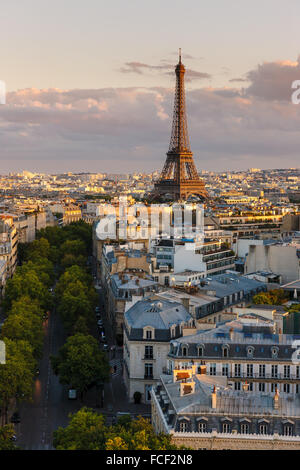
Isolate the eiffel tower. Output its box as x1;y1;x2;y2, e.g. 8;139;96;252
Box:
153;50;208;202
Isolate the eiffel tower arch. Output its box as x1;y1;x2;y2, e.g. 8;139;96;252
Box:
152;50;208;202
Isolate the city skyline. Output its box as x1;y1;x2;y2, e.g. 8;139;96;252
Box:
1;0;300;173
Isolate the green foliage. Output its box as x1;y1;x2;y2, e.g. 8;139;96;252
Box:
53;408;181;450
3;266;52;311
51;334;110;396
288;303;300;313
252;289;288;306
0;425;19;450
0;339;35;419
1;310;44;358
53;408;106;450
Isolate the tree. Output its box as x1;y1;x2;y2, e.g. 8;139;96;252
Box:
3;269;52;311
51;334;110;399
8;296;44;320
57;281;94;330
0;339;35;425
0;425;19;450
1;311;44;358
60;239;87;258
61;253;87;269
55;265;92;300
24;237;51;261
253;289;288;306
53;408;182;450
53;408;106;450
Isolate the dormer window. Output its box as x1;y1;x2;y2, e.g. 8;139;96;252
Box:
197;346;204;357
271;346;279;359
247;346;255;358
222;344;229;358
182;345;188;357
143;326;155;340
146;330;152;340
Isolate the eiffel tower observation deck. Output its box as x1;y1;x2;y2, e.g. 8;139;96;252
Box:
153;50;208;202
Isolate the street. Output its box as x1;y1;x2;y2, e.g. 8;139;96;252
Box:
15;278;149;449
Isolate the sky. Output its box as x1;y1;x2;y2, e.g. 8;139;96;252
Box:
0;0;300;174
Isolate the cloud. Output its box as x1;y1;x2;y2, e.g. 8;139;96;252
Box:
246;57;300;101
120;60;211;82
229;77;249;83
1;56;300;173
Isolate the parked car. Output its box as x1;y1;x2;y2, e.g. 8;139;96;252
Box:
97;319;103;327
103;344;109;351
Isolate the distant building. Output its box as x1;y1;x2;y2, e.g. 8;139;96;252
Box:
245;242;300;284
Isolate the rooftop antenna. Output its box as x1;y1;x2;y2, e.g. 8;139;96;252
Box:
179;48;182;63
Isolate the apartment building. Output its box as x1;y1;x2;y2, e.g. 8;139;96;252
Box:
151;367;300;449
123;298;192;403
0;216;18;280
167;320;300;397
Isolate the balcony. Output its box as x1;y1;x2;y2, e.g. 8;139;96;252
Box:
228;372;298;381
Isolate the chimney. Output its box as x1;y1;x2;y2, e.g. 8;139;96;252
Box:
229;328;234;340
182;297;190;312
136;278;140;286
242;381;249;392
211;386;217;409
274;387;280;410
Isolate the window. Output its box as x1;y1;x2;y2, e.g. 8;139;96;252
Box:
210;363;216;376
271;365;278;378
222;423;231;433
259;383;265;392
284;365;290;379
222;347;229;358
297;366;300;379
144;363;153;379
198;422;206;432
182;346;188;357
145;346;153;360
240;423;249;434
247;364;253;378
222;364;229;376
197;346;203;357
146;330;152;340
271;347;278;358
259;365;266;378
234;382;241;391
283;383;290;394
271;383;278;393
259;424;268;435
234;364;241;377
180;422;188;432
283;425;293;436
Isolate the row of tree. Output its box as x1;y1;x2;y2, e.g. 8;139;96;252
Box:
38;223;111;401
0;237;56;447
